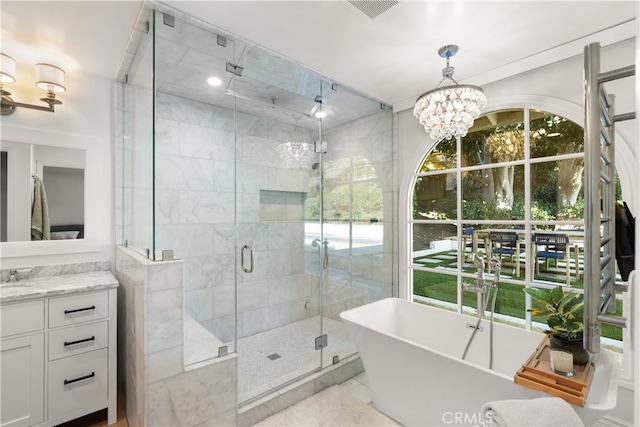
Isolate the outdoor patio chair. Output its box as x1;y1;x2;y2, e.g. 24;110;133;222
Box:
462;227;474;252
532;233;571;285
555;227;584;280
488;231;524;276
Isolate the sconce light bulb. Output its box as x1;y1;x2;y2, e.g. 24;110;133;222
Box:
35;63;66;93
0;53;16;83
1;73;15;84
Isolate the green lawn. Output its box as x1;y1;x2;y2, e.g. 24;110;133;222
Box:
413;269;623;341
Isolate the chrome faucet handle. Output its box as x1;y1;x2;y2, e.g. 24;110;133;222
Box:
468;252;484;267
7;267;33;282
8;270;18;282
461;281;482;293
490;256;502;286
475;255;485;275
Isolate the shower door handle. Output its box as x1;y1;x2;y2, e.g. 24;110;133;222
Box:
322;239;329;270
241;244;254;273
312;239;329;269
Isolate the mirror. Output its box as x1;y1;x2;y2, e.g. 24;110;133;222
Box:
1;141;85;242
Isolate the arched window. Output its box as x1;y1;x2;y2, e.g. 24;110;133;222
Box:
409;108;623;346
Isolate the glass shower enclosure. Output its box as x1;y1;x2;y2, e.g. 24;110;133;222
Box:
117;8;395;405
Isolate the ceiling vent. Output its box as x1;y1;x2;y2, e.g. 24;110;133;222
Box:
348;0;399;19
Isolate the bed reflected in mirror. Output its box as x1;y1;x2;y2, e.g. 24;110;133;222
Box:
1;141;85;242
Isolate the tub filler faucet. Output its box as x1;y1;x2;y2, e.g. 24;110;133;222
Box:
461;253;486;294
461;255;502;368
461;254;502;321
461;254;502;294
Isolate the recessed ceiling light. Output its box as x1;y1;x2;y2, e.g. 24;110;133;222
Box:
315;111;327;119
207;76;222;87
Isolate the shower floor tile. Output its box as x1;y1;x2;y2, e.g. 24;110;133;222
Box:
237;315;357;403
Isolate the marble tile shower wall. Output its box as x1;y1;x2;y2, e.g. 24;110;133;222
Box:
115;246;238;427
320;109;396;312
153;91;319;341
239;190;313;337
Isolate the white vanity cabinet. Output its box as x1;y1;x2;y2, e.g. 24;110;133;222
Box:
0;300;45;427
0;273;117;427
45;290;117;425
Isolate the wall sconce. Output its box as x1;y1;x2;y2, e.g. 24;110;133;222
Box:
1;53;66;115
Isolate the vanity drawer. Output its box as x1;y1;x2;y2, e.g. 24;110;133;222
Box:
48;348;108;420
1;300;45;338
49;291;108;328
48;321;109;361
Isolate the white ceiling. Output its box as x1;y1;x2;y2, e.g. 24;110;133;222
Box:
1;1;637;111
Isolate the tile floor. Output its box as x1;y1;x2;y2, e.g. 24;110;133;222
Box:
254;378;399;426
56;372;389;427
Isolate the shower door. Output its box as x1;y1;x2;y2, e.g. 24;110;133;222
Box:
232;45;326;403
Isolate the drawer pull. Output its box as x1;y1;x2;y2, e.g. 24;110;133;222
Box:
64;336;96;347
64;305;96;315
64;371;95;385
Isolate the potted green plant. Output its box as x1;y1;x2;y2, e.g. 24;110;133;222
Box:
523;285;590;364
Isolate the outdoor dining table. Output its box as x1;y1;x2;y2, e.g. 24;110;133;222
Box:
470;228;585;279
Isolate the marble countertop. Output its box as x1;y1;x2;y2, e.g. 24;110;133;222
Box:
0;271;118;303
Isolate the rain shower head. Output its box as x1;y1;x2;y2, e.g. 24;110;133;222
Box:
309;95;327;119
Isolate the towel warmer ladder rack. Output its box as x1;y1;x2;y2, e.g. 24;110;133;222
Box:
583;42;635;354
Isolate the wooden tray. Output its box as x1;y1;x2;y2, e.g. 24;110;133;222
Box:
514;336;594;407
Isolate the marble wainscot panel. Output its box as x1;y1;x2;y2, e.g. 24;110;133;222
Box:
147;356;237;426
115;247;147;427
115;246;238;427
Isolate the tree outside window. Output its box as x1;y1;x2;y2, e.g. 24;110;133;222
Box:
410;109;623;344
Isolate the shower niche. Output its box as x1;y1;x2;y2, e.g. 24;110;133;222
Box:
117;7;395;407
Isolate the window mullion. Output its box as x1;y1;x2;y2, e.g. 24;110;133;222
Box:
524;108;533;331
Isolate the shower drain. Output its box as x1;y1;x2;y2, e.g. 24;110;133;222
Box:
267;353;281;360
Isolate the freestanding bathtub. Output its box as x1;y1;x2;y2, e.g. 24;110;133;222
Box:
340;298;621;427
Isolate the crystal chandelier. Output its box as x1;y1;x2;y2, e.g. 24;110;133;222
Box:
276;141;316;169
413;45;487;141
